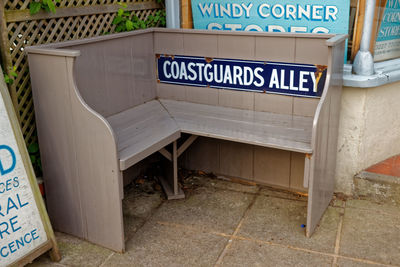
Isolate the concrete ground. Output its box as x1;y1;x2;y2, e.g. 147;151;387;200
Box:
29;174;400;267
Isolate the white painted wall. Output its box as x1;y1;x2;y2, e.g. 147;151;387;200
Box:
335;81;400;194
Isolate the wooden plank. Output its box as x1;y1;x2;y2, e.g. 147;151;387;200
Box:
12;240;53;266
289;152;307;192
161;98;313;130
159;176;185;200
307;40;345;238
177;135;198;157
181;0;193;29
28;52;126;252
106;100;180;170
5;2;161;22
160;99;313;154
351;0;365;60
159;147;172;161
173;141;178;195
351;0;382;60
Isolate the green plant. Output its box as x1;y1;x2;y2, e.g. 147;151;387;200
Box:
145;9;166;28
112;2;166;33
28;142;43;177
29;0;60;15
4;66;17;85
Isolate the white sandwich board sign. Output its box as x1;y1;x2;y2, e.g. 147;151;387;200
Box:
0;66;60;266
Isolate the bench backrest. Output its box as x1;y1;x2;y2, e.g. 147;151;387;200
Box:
62;32;156;118
43;29;334;118
154;30;332;117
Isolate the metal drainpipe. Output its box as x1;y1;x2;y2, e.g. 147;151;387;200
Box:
166;0;180;28
353;0;376;75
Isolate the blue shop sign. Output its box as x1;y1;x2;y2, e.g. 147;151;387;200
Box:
156;55;327;98
190;0;350;35
374;0;400;61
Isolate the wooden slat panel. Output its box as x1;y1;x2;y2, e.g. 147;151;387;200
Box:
290;152;307;191
220;140;254;180
5;2;161;22
72;32;155;117
306;39;346;237
254;147;291;187
161;99;313;154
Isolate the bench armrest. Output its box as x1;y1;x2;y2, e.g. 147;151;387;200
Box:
27;52;125;251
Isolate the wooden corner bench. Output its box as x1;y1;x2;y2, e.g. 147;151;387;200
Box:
26;28;346;252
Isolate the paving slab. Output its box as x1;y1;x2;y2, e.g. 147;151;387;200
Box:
151;186;254;234
122;185;164;241
336;257;389;267
184;175;259;194
340;207;400;265
238;195;341;253
220;239;333;267
259;186;308;202
346;198;400;217
123;215;146;242
123;190;163;219
28;232;113;267
102;222;228;267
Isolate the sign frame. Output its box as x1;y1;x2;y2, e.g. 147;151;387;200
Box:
0;66;60;266
156;55;327;98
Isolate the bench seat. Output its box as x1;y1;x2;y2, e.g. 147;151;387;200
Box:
107;100;180;170
160;99;313;154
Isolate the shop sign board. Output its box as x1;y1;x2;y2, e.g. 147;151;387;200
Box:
374;0;400;61
0;67;59;266
157;55;327;98
190;0;350;35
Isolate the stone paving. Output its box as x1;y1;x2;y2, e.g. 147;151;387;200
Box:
28;175;400;267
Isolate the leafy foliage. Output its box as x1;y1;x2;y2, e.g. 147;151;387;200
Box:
28;142;43;177
4;66;18;85
29;0;60;15
112;2;166;33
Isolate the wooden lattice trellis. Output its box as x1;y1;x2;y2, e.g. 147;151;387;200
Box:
0;0;162;146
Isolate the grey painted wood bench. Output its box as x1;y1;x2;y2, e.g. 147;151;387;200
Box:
26;28;346;252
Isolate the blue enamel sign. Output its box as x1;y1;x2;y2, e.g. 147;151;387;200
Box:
156;55;327;98
190;0;350;35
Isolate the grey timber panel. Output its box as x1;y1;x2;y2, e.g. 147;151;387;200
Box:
160;99;313;154
185;86;219;106
106;100;180;170
290;152;307;192
218;89;255;110
255;36;296;62
217;35;256;60
183;33;218;58
219;140;254;180
154;32;184;54
306;40;345;237
254;147;290;187
70;32;156;117
293;97;320;117
181;136;220;173
295;37;329;65
27;53;125;252
28;54;84;238
254;93;293;115
157;82;186;101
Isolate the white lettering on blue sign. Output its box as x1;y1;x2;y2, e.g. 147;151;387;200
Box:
157;55;327;98
192;1;348;33
191;0;350;58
